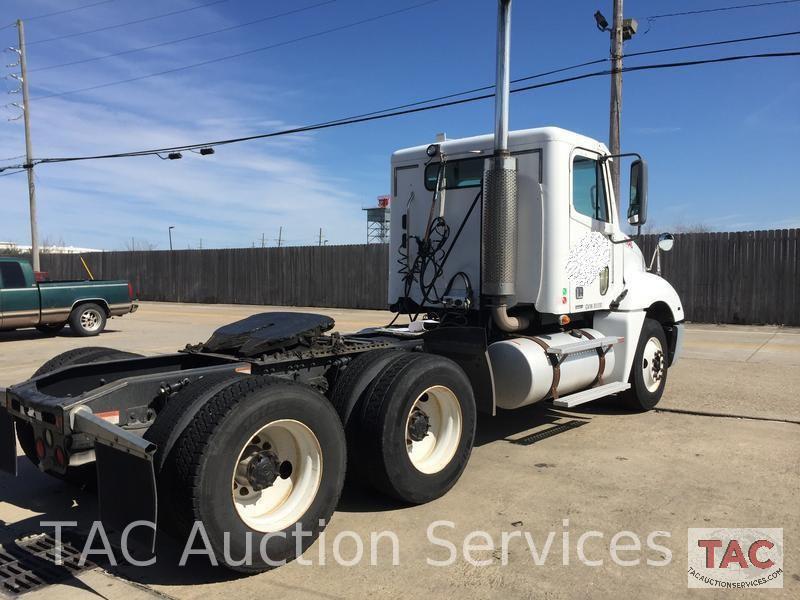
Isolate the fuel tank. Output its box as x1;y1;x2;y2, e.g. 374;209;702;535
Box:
488;329;616;409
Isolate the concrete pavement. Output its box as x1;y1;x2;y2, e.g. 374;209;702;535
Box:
0;302;798;599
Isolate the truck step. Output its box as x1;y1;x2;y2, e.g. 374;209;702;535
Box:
545;336;623;357
552;381;631;408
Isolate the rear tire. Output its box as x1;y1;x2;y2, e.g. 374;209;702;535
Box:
69;303;107;336
357;353;476;504
157;376;346;572
17;347;143;484
330;349;407;484
622;318;669;411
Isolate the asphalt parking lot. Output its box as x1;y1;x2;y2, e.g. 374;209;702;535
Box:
1;302;798;599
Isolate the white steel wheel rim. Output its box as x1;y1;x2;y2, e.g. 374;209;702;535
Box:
80;308;102;332
405;385;462;475
641;337;665;393
231;419;323;533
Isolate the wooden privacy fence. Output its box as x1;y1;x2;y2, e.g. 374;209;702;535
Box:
39;229;800;325
638;229;799;326
41;244;390;310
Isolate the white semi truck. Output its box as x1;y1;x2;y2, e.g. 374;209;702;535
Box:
1;0;682;573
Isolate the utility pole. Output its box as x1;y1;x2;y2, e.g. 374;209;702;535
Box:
276;226;283;248
168;225;175;251
261;232;265;248
609;0;623;208
318;228;323;247
16;20;39;271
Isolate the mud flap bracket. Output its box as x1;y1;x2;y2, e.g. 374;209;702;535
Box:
71;407;158;553
0;400;18;476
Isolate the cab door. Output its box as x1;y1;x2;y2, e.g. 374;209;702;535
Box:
566;151;620;312
0;261;40;329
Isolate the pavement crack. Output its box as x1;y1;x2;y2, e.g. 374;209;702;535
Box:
744;331;779;362
655;406;800;425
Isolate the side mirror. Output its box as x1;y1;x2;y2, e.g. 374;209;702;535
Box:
628;159;648;226
658;232;674;252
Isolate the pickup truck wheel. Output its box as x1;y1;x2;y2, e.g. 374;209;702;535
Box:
622;318;669;411
36;323;66;335
159;376;345;572
16;347;143;484
69;303;107;336
358;353;476;505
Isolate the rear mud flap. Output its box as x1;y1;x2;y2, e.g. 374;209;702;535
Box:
0;406;17;476
95;442;157;553
424;326;496;415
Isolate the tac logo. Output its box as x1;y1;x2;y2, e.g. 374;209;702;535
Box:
687;528;783;589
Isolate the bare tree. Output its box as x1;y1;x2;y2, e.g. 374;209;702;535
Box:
40;235;67;254
124;239;158;251
672;223;712;233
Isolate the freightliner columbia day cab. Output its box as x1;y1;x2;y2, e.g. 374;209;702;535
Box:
0;0;683;572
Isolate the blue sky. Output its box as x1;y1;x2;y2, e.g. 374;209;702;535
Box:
0;0;798;250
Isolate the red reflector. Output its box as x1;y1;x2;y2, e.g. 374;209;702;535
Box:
55;447;66;467
128;282;135;300
35;438;46;459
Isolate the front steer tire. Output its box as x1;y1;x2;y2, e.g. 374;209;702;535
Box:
622;318;669;411
156;376;346;573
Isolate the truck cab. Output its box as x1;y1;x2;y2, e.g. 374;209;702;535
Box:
390;126;684;411
390;126;681;322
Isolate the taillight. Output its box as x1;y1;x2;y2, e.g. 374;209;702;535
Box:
55;447;67;467
35;438;46;459
128;282;135;300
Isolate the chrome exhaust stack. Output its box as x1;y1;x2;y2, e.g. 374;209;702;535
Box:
482;0;528;332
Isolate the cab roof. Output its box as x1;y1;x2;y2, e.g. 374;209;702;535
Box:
392;126;609;163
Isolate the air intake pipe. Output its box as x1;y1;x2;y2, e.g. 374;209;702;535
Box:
482;0;528;332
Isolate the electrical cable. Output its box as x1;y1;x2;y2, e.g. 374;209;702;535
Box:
26;0;230;46
642;0;800;33
29;0;337;73
0;0;122;32
28;27;800;111
646;0;800;20
30;0;444;100
10;49;797;171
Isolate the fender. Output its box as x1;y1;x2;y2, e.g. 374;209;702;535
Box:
616;271;684;323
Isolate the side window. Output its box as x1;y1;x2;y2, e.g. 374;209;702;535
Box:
0;262;27;288
572;156;609;222
424;157;484;191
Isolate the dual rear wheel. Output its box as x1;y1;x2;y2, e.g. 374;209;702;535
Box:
333;351;477;505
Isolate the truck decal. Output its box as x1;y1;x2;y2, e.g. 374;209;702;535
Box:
565;231;611;286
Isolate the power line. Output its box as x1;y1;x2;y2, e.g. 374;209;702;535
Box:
8;50;795;169
30;0;444;101
30;0;337;73
646;0;800;20
0;168;26;177
28;27;800;123
27;0;229;46
0;0;121;31
626;30;800;58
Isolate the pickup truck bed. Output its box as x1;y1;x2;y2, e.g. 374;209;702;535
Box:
0;257;137;336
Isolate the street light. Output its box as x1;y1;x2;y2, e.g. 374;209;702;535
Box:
168;226;175;251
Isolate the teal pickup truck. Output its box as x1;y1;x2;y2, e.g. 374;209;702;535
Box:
0;257;137;336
